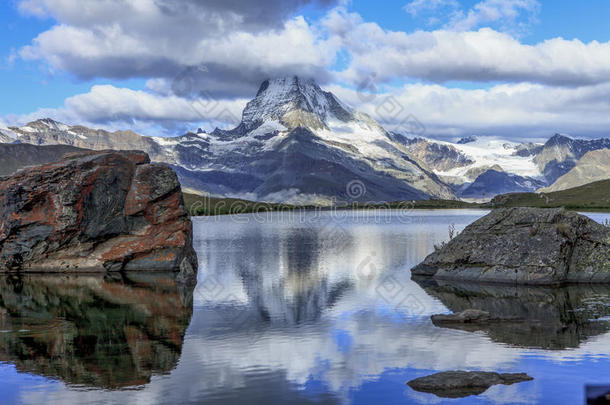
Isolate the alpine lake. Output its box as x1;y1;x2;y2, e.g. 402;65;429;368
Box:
1;209;610;405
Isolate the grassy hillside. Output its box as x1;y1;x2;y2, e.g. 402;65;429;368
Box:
482;179;610;211
183;193;478;216
182;193;306;216
184;179;610;216
352;199;478;210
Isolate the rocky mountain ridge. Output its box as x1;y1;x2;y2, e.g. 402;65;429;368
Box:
533;134;610;185
538;148;610;193
4;77;456;203
2;77;609;202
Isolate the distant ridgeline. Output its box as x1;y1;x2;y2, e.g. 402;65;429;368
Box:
0;141;607;216
1;77;609;204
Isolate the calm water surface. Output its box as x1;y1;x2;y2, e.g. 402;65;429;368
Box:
1;209;610;404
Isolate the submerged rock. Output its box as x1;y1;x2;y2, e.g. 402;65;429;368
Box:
406;370;533;398
431;309;494;324
0;150;197;282
412;207;610;285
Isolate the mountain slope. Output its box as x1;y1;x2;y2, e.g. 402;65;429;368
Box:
6;78;609;203
0;125;18;143
399;136;473;172
10;118;171;163
0;143;85;176
460;169;546;199
533;134;610;184
538;148;610;193
0;132;14;143
405;137;544;184
240;77;354;132
394;134;610;200
7;77;456;203
487;179;610;211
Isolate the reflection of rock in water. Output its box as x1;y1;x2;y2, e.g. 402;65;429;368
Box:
414;277;610;349
0;273;194;389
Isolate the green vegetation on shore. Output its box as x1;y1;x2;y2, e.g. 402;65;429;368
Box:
183;193;480;216
183;179;610;216
482;179;610;212
183;193;306;216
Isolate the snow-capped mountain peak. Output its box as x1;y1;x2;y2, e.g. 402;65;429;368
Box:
5;77;608;204
24;118;72;132
0;123;18;141
457;136;477;144
546;133;574;146
241;76;354;132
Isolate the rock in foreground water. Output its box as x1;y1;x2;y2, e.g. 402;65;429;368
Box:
431;309;494;324
407;371;533;398
412;207;610;285
0;150;197;282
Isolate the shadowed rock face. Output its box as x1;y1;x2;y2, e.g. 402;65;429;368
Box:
415;278;610;349
459;169;546;199
0;150;197;282
539;148;610;193
0;273;194;388
400;137;473;172
411;207;610;285
407;371;533;398
533;134;610;184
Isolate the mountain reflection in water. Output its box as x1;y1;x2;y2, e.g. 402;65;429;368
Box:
1;210;610;405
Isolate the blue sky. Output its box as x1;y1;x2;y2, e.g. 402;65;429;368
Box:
0;4;146;114
2;0;610;140
351;0;610;43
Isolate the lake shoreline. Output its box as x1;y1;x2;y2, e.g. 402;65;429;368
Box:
189;202;610;218
185;179;610;216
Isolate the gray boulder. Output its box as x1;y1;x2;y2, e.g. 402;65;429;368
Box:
407;371;533;398
412;207;610;285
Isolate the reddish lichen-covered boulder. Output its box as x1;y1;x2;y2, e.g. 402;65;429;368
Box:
0;150;197;283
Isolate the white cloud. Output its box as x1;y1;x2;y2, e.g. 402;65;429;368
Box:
17;0;49;17
5;85;249;136
17;2;610;91
10;2;610;139
17;0;341;97
449;0;540;32
17;0;339;29
328;81;610;139
325;9;610;87
7;78;610;140
404;0;459;17
404;0;540;35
